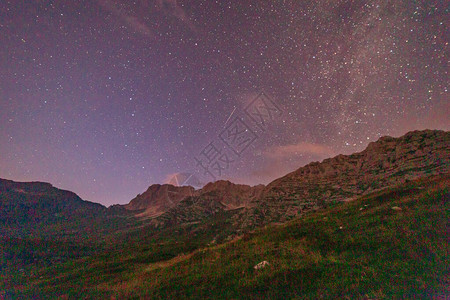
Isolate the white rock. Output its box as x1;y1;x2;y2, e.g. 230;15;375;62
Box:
254;261;270;269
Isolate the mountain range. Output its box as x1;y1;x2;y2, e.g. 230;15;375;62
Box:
120;129;450;235
1;130;449;238
1;129;449;298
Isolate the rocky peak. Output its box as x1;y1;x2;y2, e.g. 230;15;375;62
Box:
242;129;450;227
125;184;195;218
200;180;264;209
129;130;449;225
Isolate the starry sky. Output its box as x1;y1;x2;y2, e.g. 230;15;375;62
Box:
0;1;448;206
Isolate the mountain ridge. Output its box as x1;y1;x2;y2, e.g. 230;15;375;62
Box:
2;129;446;211
1;129;449;298
136;129;448;234
1;129;448;236
236;129;449;230
124;129;449;221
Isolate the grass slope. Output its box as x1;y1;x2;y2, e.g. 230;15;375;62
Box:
3;175;449;299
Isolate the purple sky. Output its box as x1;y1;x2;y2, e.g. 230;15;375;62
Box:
1;1;448;205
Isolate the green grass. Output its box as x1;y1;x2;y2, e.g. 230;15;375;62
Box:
2;175;449;299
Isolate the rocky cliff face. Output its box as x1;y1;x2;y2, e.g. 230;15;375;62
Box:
200;180;264;209
148;181;264;227
125;180;264;221
1;130;448;243
125;130;449;232
238;129;450;228
125;184;195;218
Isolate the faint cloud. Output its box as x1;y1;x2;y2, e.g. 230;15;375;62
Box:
96;0;154;37
97;0;197;36
155;0;197;33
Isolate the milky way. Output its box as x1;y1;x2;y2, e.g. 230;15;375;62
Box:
0;1;448;205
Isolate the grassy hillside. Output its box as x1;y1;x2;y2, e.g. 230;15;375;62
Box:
3;174;449;299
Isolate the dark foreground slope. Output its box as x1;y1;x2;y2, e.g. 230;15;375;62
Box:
0;179;104;230
0;179;138;276
5;174;449;299
0;179;135;240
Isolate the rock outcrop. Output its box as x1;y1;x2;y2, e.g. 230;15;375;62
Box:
1;130;448;243
125;184;195;218
125;130;450;233
239;129;450;228
125;180;264;222
200;180;264;209
149;181;264;227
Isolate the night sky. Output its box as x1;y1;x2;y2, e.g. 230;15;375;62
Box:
1;1;448;205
